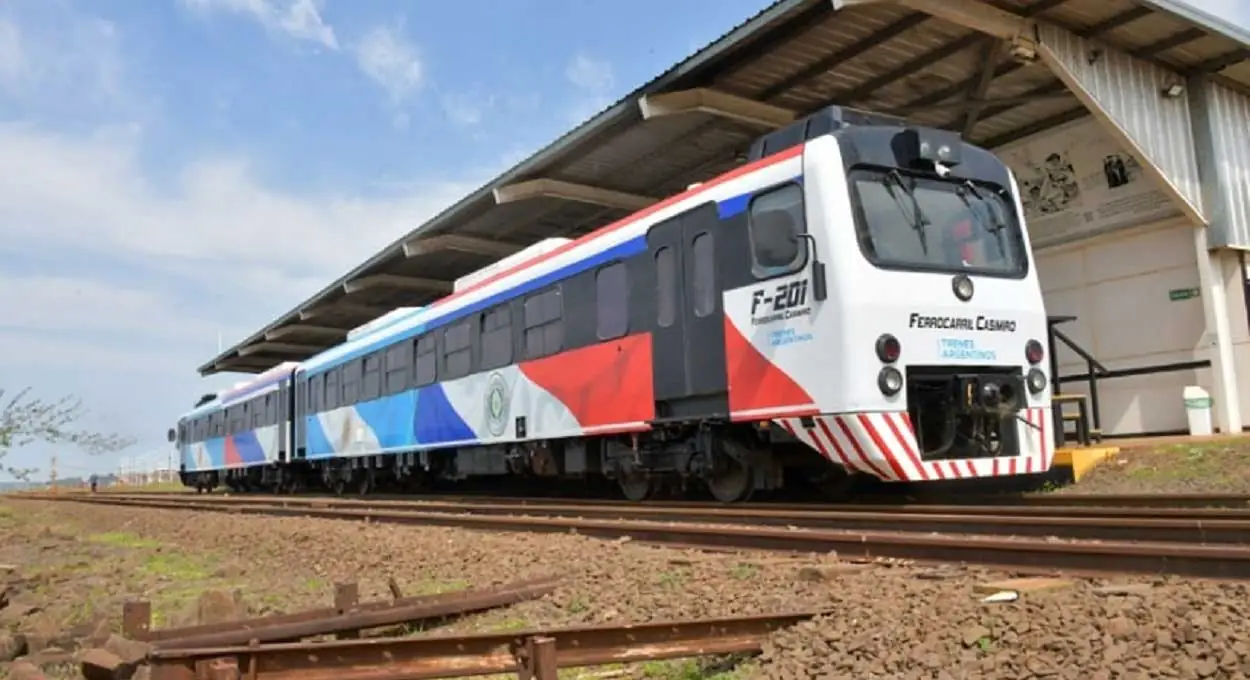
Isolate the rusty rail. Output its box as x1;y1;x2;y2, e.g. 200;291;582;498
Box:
44;494;1250;545
147;610;820;680
29;489;1250;510
124;577;559;649
30;494;1250;579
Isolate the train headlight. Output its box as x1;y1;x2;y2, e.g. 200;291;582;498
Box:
952;274;974;302
875;334;901;363
1025;339;1045;365
878;366;904;396
1026;368;1047;395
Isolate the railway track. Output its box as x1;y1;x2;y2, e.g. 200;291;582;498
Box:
70;488;1250;509
19;492;1250;580
47;492;1250;545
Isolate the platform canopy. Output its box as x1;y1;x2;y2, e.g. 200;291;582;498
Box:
199;0;1250;377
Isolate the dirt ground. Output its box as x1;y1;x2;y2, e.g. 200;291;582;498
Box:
1053;437;1250;496
0;499;1248;680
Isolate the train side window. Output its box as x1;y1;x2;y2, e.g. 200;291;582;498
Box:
324;369;340;410
481;307;512;370
342;360;361;405
596;262;628;340
310;375;323;412
748;183;807;277
655;247;676;328
444;320;472;379
414;334;437;386
691;232;716;317
362;353;381;401
384;343;410;394
523;287;563;359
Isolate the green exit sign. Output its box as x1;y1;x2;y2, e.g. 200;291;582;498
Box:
1169;287;1200;302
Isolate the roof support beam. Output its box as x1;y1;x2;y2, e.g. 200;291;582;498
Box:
892;92;1073;116
833;0;1033;42
402;233;525;259
299;303;390;321
264;325;348;341
238;342;323;357
213;358;273;372
492;178;656;212
343;274;453;296
638;87;797;128
961;38;1004;137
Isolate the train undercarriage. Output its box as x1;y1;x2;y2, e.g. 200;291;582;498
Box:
179;421;862;502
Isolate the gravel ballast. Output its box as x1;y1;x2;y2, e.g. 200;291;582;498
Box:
1;499;1247;679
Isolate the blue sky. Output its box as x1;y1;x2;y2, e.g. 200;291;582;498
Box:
1;0;1246;481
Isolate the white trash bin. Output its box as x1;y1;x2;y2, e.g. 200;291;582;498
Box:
1183;385;1214;436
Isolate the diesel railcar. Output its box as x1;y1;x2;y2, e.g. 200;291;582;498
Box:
170;106;1055;502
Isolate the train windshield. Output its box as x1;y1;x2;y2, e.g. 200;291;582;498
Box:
849;168;1027;277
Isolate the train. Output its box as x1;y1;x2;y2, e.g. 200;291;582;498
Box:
169;105;1056;503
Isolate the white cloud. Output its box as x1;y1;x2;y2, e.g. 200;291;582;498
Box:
354;26;423;103
182;0;338;50
0;16;24;89
0;124;476;280
563;54;616;125
0;8;130;116
565;54;615;94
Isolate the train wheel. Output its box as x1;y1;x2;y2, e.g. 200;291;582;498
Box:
331;478;346;496
706;459;753;504
617;470;654;502
356;472;373;496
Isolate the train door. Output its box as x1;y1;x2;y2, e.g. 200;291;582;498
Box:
647;203;727;417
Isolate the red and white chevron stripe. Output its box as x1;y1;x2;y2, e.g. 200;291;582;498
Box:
774;407;1054;482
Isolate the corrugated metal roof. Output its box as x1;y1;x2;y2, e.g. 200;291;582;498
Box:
199;0;1250;376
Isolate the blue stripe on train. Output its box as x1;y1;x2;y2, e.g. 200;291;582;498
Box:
354;390;419;450
304;383;478;458
232;430;268;465
412;384;475;445
305;415;334;460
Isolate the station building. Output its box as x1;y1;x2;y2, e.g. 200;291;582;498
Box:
197;0;1250;443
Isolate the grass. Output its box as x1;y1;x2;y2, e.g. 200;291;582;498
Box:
1052;436;1250;495
88;531;164;550
638;657;759;679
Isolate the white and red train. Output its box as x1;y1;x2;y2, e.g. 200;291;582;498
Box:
171;106;1054;502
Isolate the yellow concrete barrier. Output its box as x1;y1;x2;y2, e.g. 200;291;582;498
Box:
1053;446;1121;482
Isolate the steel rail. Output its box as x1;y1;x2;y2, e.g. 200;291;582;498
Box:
33;495;1250;580
55;491;1250;519
43;488;1250;509
46;494;1250;545
146;576;560;650
147;610;821;680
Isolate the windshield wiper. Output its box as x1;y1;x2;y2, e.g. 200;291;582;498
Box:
956;181;1007;258
882;169;931;255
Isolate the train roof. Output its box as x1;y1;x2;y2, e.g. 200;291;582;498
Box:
297;142;805;377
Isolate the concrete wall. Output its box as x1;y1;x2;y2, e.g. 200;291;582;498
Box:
1035;219;1213;436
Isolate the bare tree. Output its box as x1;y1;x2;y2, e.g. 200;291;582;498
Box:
0;387;137;482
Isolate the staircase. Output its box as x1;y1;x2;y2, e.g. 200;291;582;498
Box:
1047;316;1108;448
